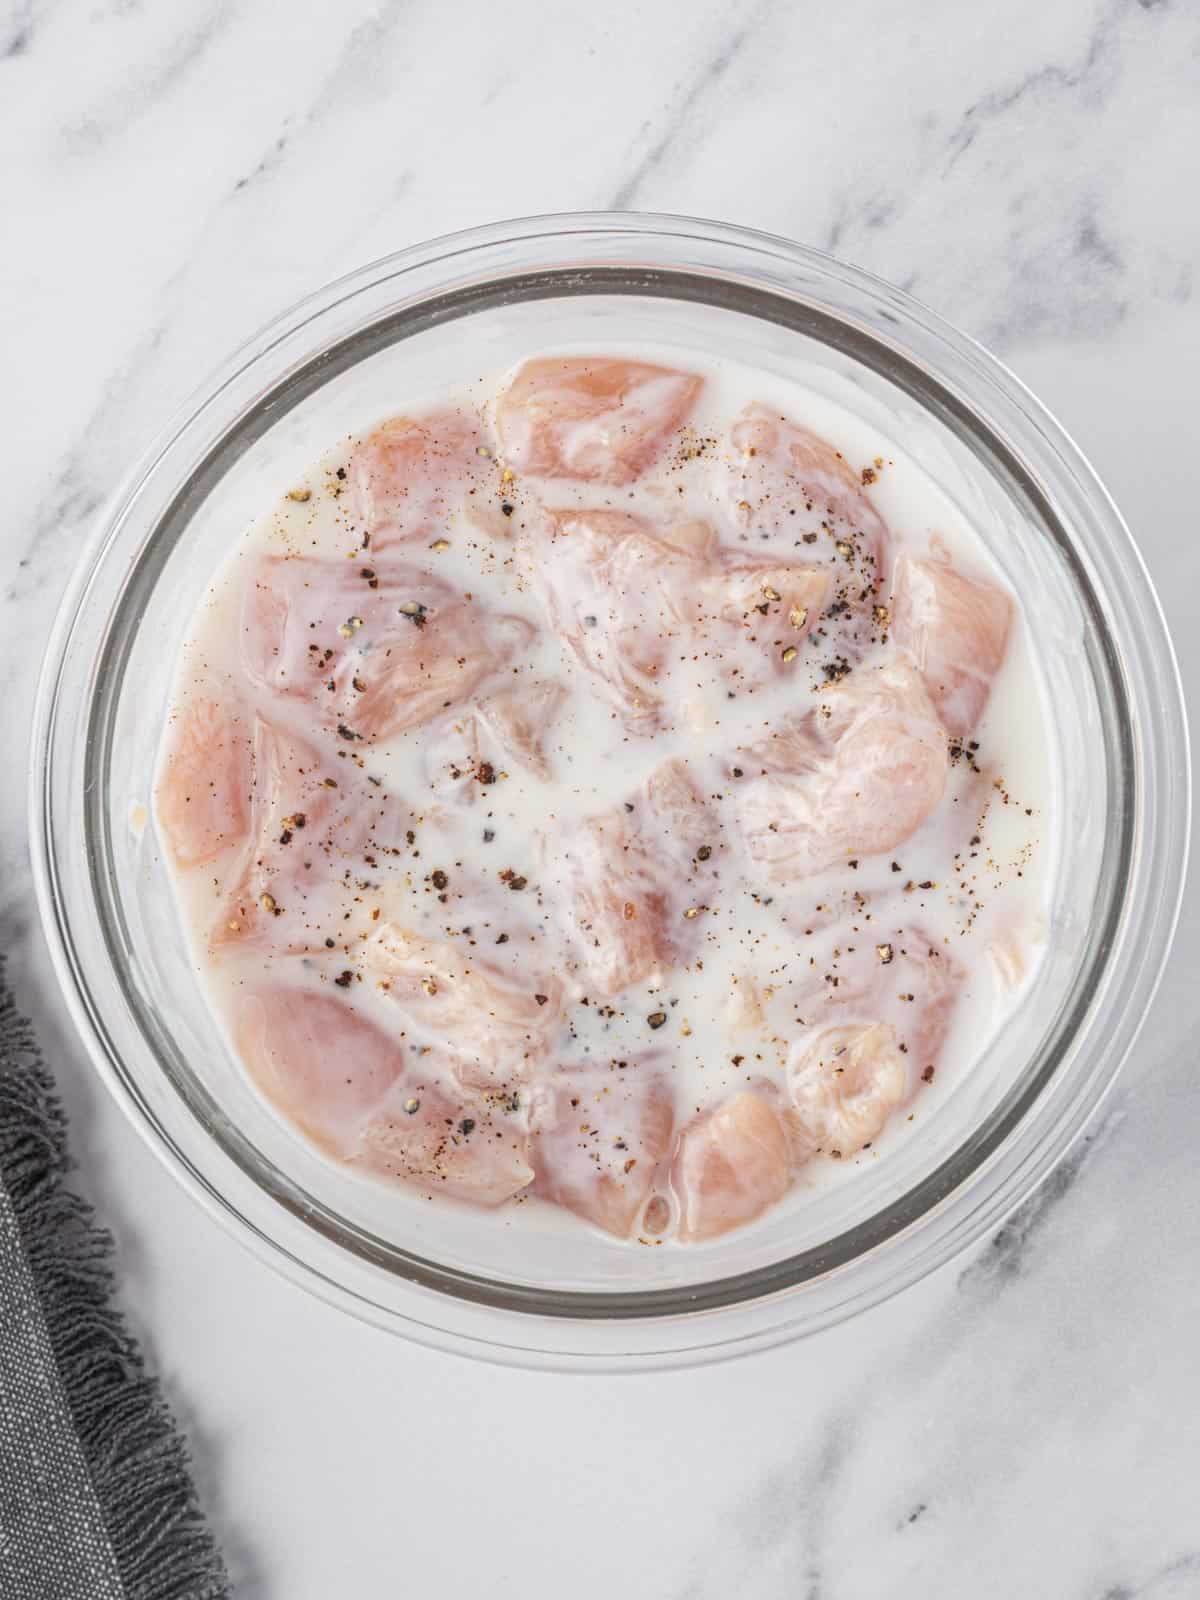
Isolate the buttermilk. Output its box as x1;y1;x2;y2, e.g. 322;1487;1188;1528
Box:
153;344;1052;1246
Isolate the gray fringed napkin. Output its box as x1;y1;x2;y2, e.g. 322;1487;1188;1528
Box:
0;961;230;1599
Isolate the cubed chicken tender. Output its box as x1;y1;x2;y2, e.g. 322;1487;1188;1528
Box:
155;695;252;868
671;1090;796;1242
705;561;829;666
526;508;703;731
236;985;406;1158
495;356;702;484
736;659;948;880
346;408;488;550
891;553;1013;736
553;759;711;995
426;678;568;796
237;986;533;1204
241;555;533;743
787;934;960;1157
212;716;411;954
527;508;827;730
530;1060;674;1238
720;403;888;577
364;923;562;1087
357;1072;534;1206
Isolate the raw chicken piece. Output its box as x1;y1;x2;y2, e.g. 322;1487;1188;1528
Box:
155;695;252;868
718;404;890;669
525;509;702;731
787;1024;907;1158
529;1060;674;1237
703;559;830;685
236;986;533;1203
987;920;1043;995
527;509;827;728
241;555;533;743
363;922;562;1087
236;985;405;1158
474;679;568;781
721;403;888;573
787;933;960;1156
671;1089;796;1242
891;554;1013;736
346;408;487;551
989;935;1024;993
495;356;702;484
642;755;714;851
736;659;948;880
212;716;411;954
553;758;711;995
357;1068;534;1205
425;678;568;796
726;972;769;1032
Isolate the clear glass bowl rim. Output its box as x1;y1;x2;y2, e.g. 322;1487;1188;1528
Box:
30;211;1191;1369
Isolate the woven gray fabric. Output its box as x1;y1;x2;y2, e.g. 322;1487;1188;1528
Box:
0;965;231;1600
0;1182;125;1599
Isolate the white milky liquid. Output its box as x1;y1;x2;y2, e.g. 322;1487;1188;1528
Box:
156;330;1055;1243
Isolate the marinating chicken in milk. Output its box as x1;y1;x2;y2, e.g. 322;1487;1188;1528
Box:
155;348;1048;1245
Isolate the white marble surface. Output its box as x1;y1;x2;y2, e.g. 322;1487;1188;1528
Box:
3;2;1199;1594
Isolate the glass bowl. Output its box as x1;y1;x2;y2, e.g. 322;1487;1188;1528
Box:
30;213;1189;1369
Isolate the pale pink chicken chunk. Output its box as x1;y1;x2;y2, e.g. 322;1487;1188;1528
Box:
237;986;533;1203
474;679;568;781
989;938;1024;994
891;554;1013;736
211;716;411;954
356;1068;534;1204
706;560;830;672
155;695;252;867
788;1024;906;1158
241;555;533;743
525;509;702;731
236;984;403;1157
526;508;827;730
787;932;960;1157
495;356;702;484
552;759;711;995
363;922;562;1088
529;1060;674;1237
425;678;568;796
736;659;948;881
719;405;890;670
671;1089;796;1242
721;403;888;570
986;921;1039;995
346;408;487;551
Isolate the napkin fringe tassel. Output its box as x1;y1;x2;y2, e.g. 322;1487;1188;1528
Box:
0;973;230;1600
